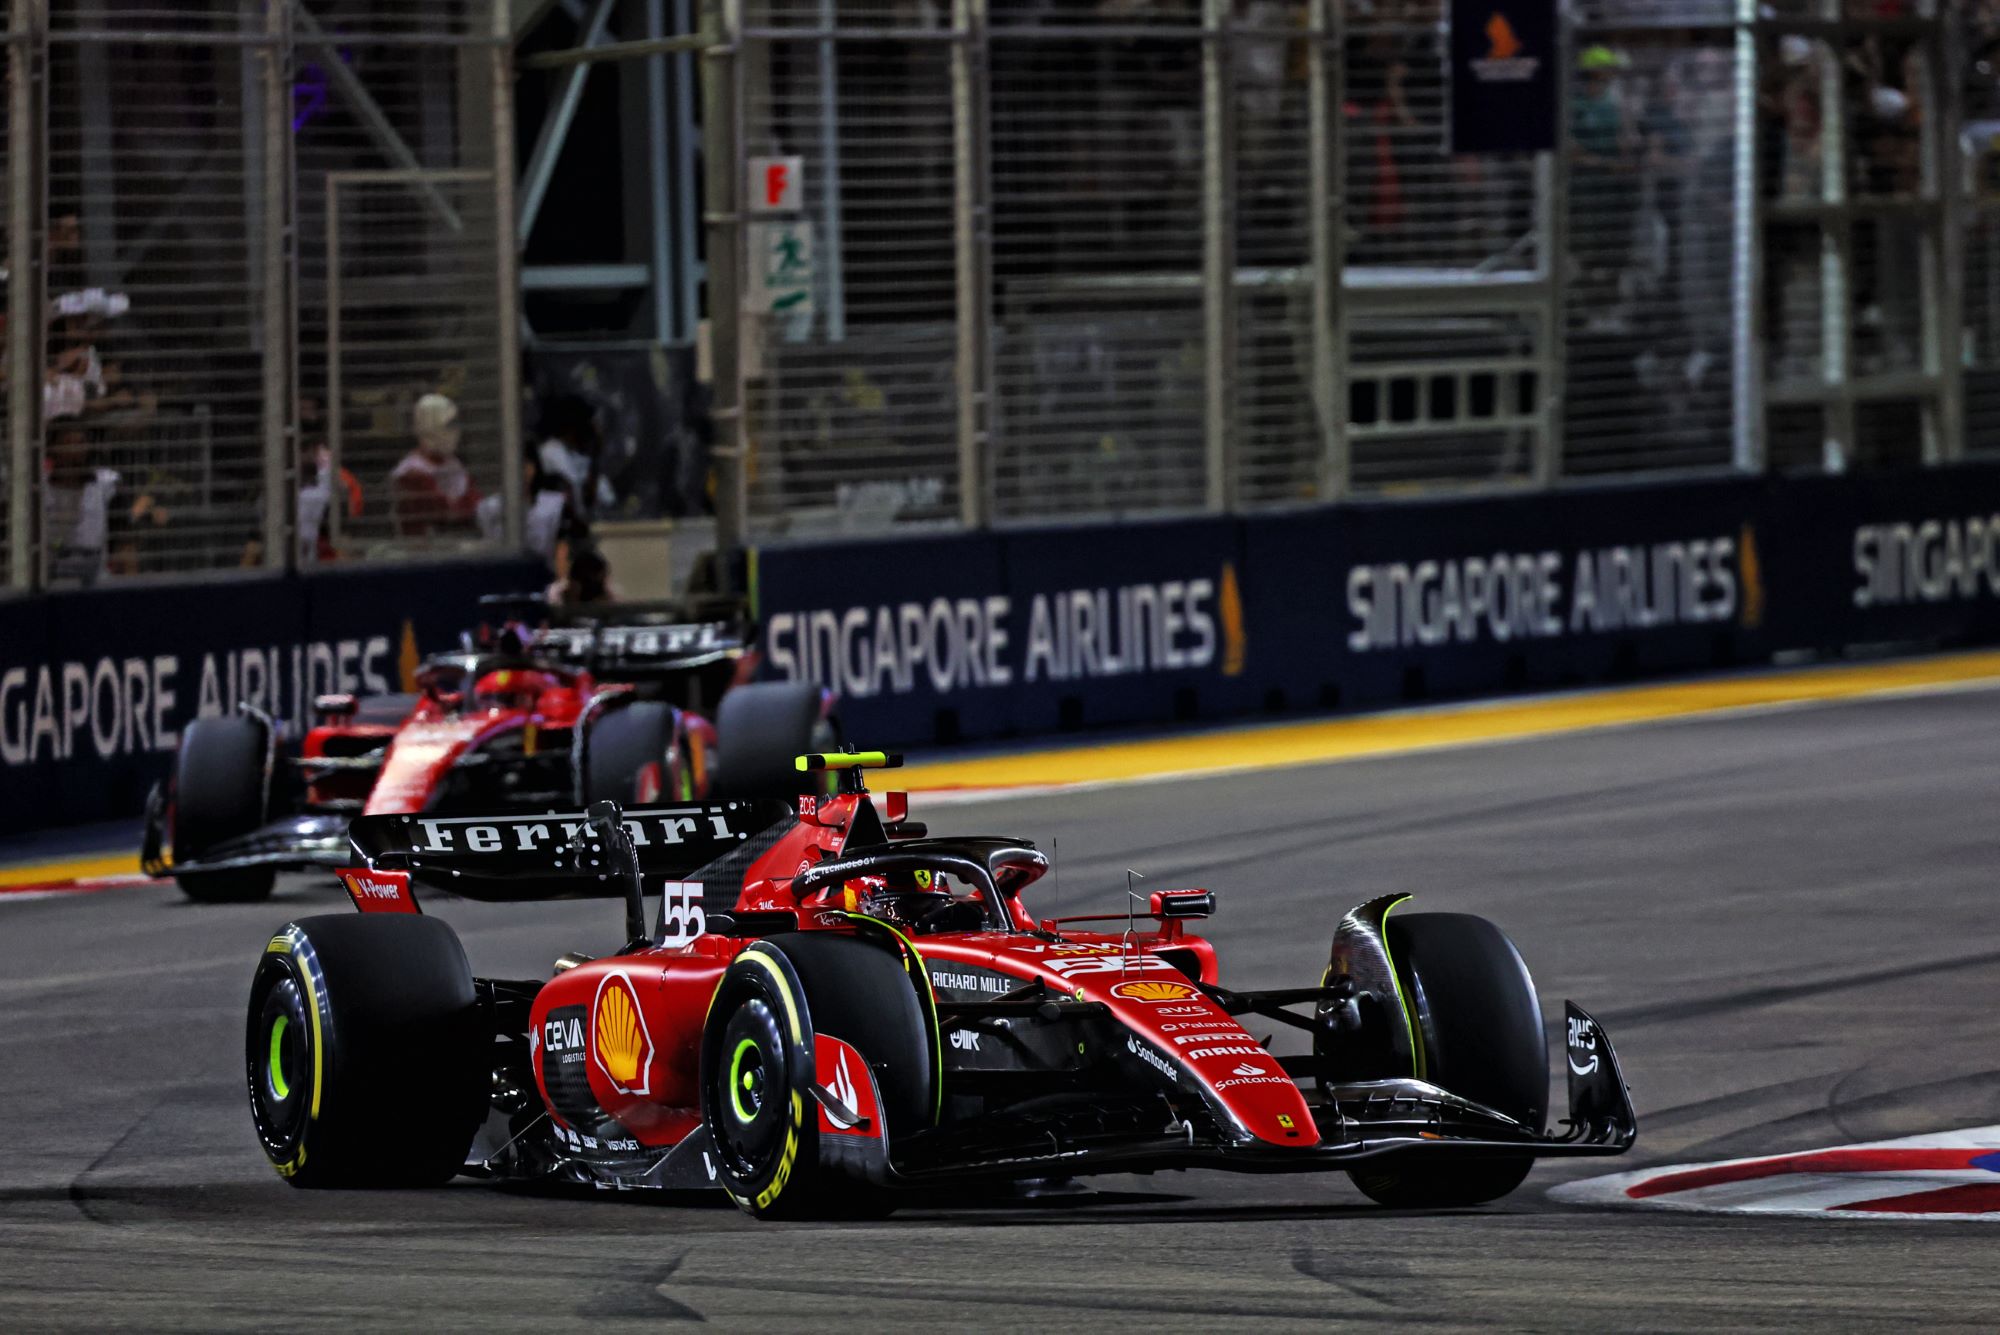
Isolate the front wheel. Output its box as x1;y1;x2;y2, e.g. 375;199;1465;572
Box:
246;915;489;1187
698;934;931;1219
1347;912;1545;1209
700;944;821;1218
172;715;276;903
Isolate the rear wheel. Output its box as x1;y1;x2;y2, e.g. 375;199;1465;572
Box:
699;934;930;1219
1348;912;1545;1209
246;914;488;1187
711;682;834;802
581;701;676;804
172;715;276;903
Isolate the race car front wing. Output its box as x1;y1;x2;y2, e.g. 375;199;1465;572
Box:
140;784;353;878
882;1000;1634;1185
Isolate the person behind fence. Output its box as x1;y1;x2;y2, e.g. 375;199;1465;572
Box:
1571;45;1636;318
536;393;616;517
42;424;142;584
524;447;586;560
545;536;616;609
297;435;364;564
390;392;482;538
44;288;134;424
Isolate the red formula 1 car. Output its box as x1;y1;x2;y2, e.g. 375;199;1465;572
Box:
144;600;833;903
242;751;1636;1216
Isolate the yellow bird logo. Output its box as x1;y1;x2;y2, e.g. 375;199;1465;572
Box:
1219;562;1247;678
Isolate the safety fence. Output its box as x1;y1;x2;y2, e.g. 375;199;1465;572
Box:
711;0;2000;546
3;0;518;592
753;460;2000;747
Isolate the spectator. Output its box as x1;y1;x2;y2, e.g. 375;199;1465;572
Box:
1571;45;1636;318
389;392;481;538
545;536;617;608
536;392;616;517
43;426;119;584
524;448;583;560
43;425;167;583
44;291;136;425
297;436;364;564
1348;30;1424;258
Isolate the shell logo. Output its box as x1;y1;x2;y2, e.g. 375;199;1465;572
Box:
592;972;655;1096
1112;980;1200;1003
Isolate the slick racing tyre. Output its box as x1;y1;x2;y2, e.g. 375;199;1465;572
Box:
581;700;676;804
246;915;489;1188
699;934;932;1219
171;715;275;903
710;682;835;802
1348;912;1546;1209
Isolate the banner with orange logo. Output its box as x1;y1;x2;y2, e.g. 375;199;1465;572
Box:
1449;0;1557;154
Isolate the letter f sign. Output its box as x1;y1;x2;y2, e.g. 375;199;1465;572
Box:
765;162;790;209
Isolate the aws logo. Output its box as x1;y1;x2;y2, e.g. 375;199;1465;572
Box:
592;972;655;1096
1471;12;1540;82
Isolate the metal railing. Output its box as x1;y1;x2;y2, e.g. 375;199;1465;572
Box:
3;0;519;591
708;0;1988;546
8;0;1993;584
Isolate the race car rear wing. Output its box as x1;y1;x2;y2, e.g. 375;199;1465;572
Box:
477;593;752;680
529;617;746;677
345;800;781;911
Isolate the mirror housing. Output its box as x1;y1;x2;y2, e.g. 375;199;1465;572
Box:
1150;888;1215;920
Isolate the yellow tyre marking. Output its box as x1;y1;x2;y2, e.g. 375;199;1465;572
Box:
295;949;326;1121
737;947;802;1044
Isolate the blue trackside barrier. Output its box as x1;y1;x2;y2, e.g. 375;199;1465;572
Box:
0;557;546;836
753;464;2000;746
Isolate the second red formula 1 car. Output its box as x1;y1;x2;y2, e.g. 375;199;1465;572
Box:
243;752;1635;1216
144;599;832;902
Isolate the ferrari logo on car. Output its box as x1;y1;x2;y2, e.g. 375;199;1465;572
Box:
593;972;654;1096
1111;980;1199;1003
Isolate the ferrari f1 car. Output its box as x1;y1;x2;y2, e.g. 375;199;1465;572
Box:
244;750;1635;1214
145;598;832;903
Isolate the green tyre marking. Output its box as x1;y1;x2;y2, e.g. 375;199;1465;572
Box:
267;1015;291;1100
729;1038;759;1123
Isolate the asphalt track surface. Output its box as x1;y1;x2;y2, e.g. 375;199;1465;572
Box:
6;687;2000;1330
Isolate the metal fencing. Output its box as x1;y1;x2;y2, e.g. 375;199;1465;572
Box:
714;0;1987;543
9;0;1991;582
4;0;517;591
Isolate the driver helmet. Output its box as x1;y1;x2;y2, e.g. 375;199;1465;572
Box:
843;866;954;929
471;667;565;711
